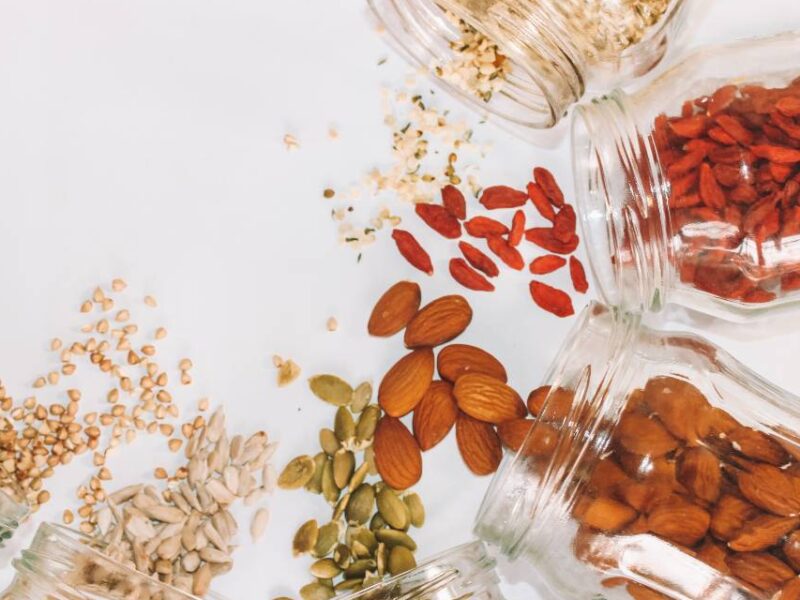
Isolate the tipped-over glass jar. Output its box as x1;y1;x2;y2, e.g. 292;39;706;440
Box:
336;541;504;599
476;302;800;599
0;486;28;549
368;0;691;130
1;522;227;600
573;32;800;320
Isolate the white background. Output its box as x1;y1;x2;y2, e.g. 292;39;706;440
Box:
0;1;799;599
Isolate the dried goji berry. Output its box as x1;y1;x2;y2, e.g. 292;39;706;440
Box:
441;185;467;220
529;281;574;318
552;205;577;243
525;228;579;254
391;230;433;275
707;127;737;145
669;115;708;138
776;96;800;118
707;85;738;115
669;193;701;209
508;210;525;247
533;167;565;207
782;271;800;291
569;256;589;294
715;114;754;145
743;287;777;303
667;150;707;178
479;185;528;209
771;110;800;141
526;182;556;221
699;163;727;210
415;203;462;239
458;241;499;277
464;216;509;238
529;255;566;275
487;236;524;270
751;145;800;164
449;258;494;292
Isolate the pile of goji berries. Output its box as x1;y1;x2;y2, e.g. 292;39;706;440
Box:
656;78;800;303
391;167;588;317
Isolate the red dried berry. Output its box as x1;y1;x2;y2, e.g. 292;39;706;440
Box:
525;228;579;254
508;210;525;247
464;216;509;238
480;186;528;209
415;203;462;239
391;230;433;275
441;185;467;220
529;281;575;318
699;163;727;210
526;182;556;221
552;205;577;243
533;167;565;207
569;256;589;294
449;258;495;292
529;255;566;275
487;236;524;271
459;241;500;278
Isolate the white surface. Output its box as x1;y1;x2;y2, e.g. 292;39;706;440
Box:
0;2;799;599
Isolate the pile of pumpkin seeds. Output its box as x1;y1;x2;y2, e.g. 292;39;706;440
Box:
277;374;425;600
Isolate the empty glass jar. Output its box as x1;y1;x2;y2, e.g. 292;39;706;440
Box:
0;487;28;549
475;302;800;599
336;541;504;599
368;0;692;130
572;32;800;320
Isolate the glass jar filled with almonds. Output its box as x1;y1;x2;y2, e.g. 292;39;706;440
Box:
368;0;691;130
337;541;505;600
476;302;800;600
573;32;800;320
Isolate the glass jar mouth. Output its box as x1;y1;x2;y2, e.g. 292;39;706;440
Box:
367;0;583;132
0;487;29;539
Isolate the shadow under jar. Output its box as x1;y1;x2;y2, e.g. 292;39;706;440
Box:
1;522;227;600
475;302;800;600
335;541;504;600
573;32;800;320
367;0;692;131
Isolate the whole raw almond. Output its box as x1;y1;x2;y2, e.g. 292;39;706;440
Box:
727;552;795;592
497;419;558;457
784;531;800;570
728;514;800;552
644;376;710;444
526;385;574;420
616;413;678;457
647;497;710;546
738;463;800;517
780;577;800;600
373;416;422;490
677;447;721;504
728;427;789;466
711;494;762;541
453;373;526;424
580;496;638;532
412;381;457;451
455;412;502;476
404;295;472;348
626;582;672;600
697;538;730;574
378;348;435;417
368;281;421;337
437;344;507;383
496;418;534;453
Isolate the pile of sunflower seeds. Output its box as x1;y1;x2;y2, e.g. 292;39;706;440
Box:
277;375;425;600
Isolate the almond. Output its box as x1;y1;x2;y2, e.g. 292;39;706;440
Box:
697;538;730;574
453;373;526;424
647;497;710;546
580;496;638;532
711;494;762;541
373;416;422;490
587;458;631;497
626;582;671;600
728;514;800;552
677;447;721;503
726;552;795;592
437;344;507;383
779;577;800;600
412;381;457;451
378;348;434;417
455;412;502;476
738;463;800;517
526;385;573;420
367;281;422;337
644;376;710;444
784;530;800;570
496;418;533;453
404;295;472;348
696;407;741;438
497;419;558;456
728;427;789;466
616;413;679;457
618;480;673;513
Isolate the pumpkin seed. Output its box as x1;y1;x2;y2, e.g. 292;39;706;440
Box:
377;488;408;530
350;540;370;558
319;429;340;456
279;455;316;490
305;453;326;494
310;558;341;579
387;546;416;576
314;521;341;557
369;513;387;532
309;375;353;407
334;578;363;593
333;450;355;489
348;462;369;491
293;520;319;556
355;405;380;444
346;483;375;525
364;446;378;476
404;493;425;528
376;542;387;577
375;529;417;551
321;459;339;505
350;382;372;413
344;559;376;579
299;582;334;600
363;570;381;588
333;544;351;568
332;492;350;522
334;407;355;443
350;527;377;553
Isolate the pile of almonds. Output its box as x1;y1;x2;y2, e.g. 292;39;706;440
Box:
393;167;588;317
553;376;800;599
368;281;549;483
278;374;425;600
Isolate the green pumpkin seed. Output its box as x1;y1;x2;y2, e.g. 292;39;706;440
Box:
375;529;417;550
333;544;351;568
310;558;341;579
321;459;340;505
387;546;416;576
332;492;350;522
362;571;382;588
356;405;380;444
350;539;370;558
333;450;355;489
404;493;425;528
319;428;340;456
348;462;369;491
334;579;362;593
377;488;408;530
299;582;334;600
351;382;373;413
305;453;327;494
375;542;387;577
345;483;375;525
334;407;356;443
279;455;316;490
344;559;376;579
293;520;319;556
351;527;377;553
314;521;341;557
369;513;387;532
309;375;353;407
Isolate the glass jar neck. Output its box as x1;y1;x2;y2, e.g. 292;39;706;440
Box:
474;304;640;574
368;0;586;130
0;488;28;547
572;89;673;313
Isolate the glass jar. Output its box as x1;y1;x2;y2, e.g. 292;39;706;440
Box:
368;0;692;130
475;302;800;600
0;486;28;548
573;32;800;320
336;541;504;599
1;522;227;600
